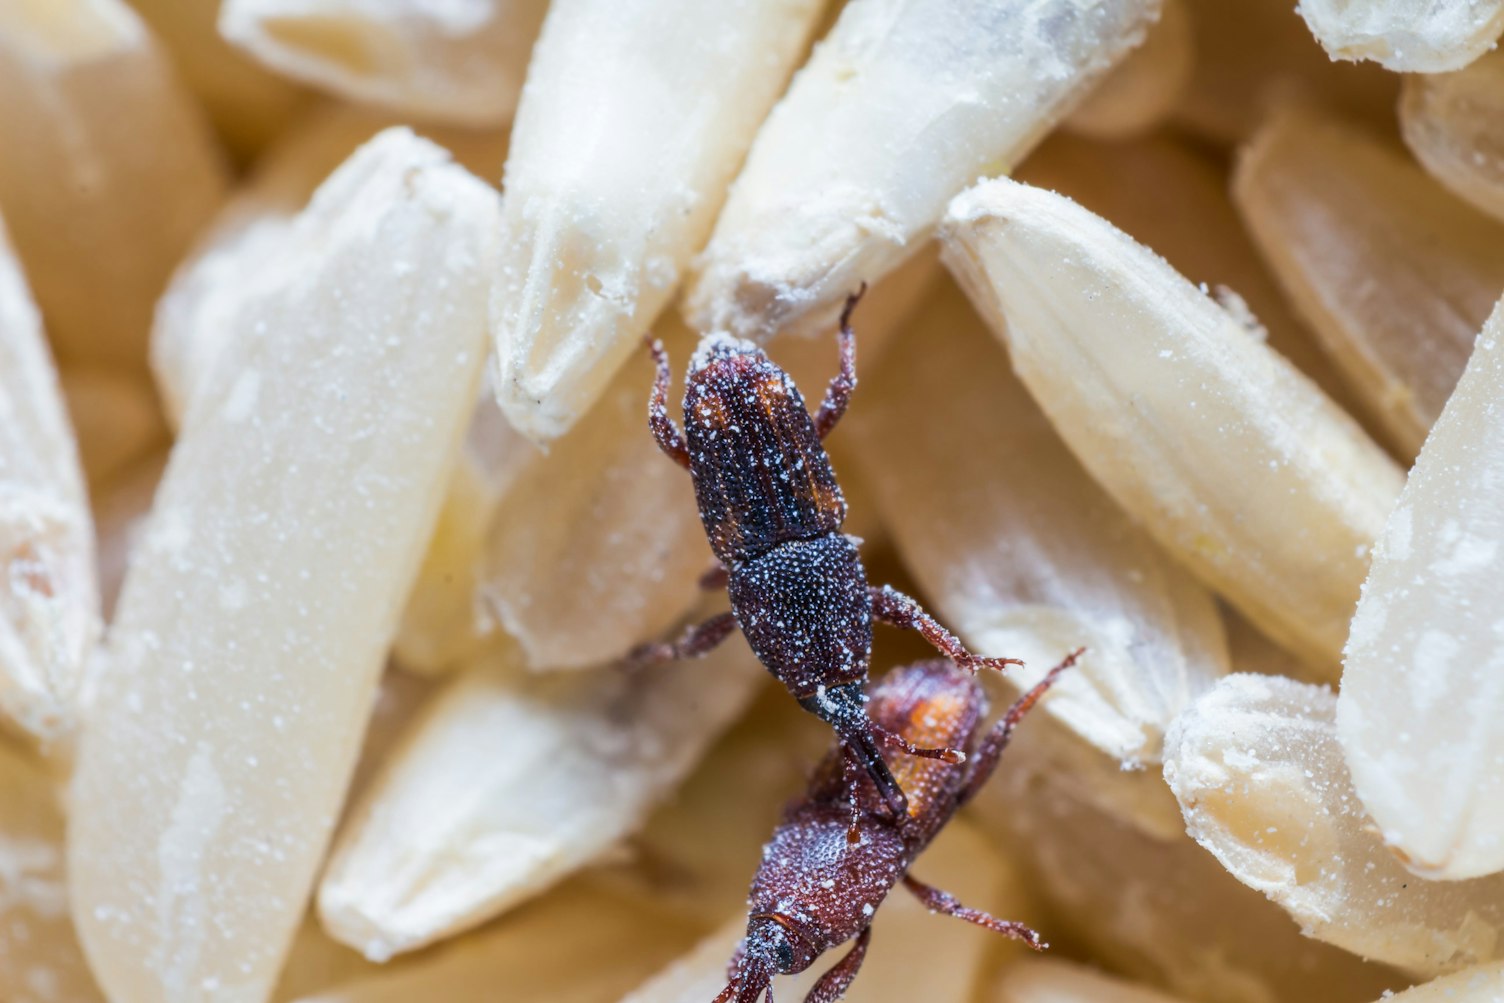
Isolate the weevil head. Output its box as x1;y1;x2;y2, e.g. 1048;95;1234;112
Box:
715;916;819;1002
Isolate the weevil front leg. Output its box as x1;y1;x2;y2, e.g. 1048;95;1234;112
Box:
646;337;691;469
624;611;737;669
803;925;872;1003
959;647;1083;805
869;585;1024;675
902;875;1046;951
813;284;864;440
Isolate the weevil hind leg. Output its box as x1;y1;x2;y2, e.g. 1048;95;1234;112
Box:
869;585;1024;676
803;926;872;1003
646;337;691;469
902;875;1046;951
813;284;864;440
959;647;1083;805
623;611;738;670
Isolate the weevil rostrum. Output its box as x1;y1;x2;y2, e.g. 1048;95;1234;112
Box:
715;654;1079;1003
634;289;1029;819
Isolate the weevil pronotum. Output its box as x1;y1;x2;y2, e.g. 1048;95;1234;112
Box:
714;653;1080;1003
636;289;1027;818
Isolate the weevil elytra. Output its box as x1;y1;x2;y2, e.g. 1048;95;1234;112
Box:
635;289;1027;818
714;653;1079;1003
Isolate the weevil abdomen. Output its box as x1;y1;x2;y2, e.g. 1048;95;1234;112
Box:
727;535;871;697
870;661;985;843
684;336;845;562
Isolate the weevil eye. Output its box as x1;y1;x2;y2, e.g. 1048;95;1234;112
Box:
773;938;795;971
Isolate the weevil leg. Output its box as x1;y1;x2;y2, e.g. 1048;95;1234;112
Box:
726;937;749;981
901;875;1046;951
803;926;872;1003
646;337;691;469
699;561;730;591
959;647;1083;805
871;721;966;765
813;283;864;440
842;745;863;841
623;611;737;670
869;585;1025;676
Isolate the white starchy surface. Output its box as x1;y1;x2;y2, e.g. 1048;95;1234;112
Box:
1401;51;1504;224
317;634;762;959
854;279;1229;768
0;738;105;1002
0;218;99;742
1234;109;1504;459
298;879;703;1003
686;0;1162;343
1017;131;1369;428
971;704;1404;1003
67;129;496;1003
1065;0;1192;140
1296;0;1504;73
481;321;712;671
1373;962;1504;1002
1167;673;1504;975
0;0;227;370
152;104;514;675
153;104;510;428
991;957;1191;1003
220;0;546;126
1339;297;1504;882
941;177;1404;677
490;0;824;443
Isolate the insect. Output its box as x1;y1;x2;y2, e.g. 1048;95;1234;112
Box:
714;653;1079;1003
635;288;1028;819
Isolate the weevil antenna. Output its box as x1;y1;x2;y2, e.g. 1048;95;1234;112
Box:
719;958;773;1003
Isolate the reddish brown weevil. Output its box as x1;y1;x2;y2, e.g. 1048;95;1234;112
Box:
636;289;1027;818
715;653;1079;1003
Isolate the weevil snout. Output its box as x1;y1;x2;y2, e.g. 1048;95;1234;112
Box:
800;683;907;818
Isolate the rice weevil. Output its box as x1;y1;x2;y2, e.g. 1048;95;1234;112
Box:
714;653;1078;1003
634;288;1029;819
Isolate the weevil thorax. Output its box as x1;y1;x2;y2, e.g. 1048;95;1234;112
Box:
747;805;906;955
868;661;987;847
683;334;847;563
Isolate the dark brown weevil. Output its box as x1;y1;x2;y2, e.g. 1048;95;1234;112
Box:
714;653;1079;1003
635;289;1025;818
